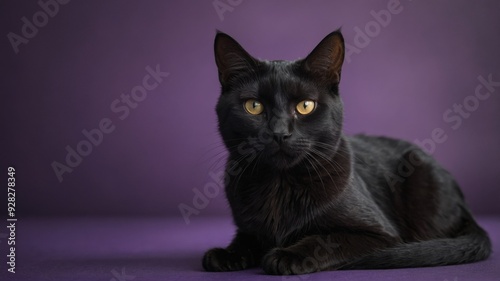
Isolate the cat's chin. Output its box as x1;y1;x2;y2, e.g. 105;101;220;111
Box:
268;150;304;170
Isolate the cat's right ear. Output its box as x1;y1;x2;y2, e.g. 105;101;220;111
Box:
301;30;345;85
214;31;258;86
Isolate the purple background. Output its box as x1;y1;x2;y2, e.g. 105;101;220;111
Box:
5;217;500;280
1;0;500;218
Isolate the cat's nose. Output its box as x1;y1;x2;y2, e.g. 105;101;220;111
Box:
270;116;292;144
273;133;292;144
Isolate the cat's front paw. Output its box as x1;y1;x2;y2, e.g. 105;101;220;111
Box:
262;248;320;275
202;247;251;272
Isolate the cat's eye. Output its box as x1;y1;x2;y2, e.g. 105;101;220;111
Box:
244;99;264;115
296;100;316;115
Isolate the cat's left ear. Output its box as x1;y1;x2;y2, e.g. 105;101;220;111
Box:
214;31;258;86
301;30;345;85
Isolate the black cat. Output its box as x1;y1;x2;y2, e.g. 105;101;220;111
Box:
202;29;491;275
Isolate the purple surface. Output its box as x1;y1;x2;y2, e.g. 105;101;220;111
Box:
1;216;499;281
1;1;500;218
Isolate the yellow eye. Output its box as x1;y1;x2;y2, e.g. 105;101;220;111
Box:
296;100;316;115
244;99;264;115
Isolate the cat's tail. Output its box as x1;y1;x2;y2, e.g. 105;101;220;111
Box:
347;220;492;269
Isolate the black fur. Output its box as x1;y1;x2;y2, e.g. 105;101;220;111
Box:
202;30;491;275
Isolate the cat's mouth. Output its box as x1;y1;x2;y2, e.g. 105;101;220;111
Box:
268;145;304;169
270;143;295;157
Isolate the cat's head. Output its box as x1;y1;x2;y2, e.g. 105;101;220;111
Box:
214;30;345;170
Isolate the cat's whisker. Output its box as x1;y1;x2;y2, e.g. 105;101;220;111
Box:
312;148;348;176
231;153;257;191
250;151;264;177
313;142;356;171
309;143;348;174
307;149;339;193
304;152;327;195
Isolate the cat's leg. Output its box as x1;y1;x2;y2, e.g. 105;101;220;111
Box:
262;232;395;275
343;150;491;269
391;149;465;240
203;231;266;271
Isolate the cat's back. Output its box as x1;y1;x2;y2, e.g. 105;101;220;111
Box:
345;134;441;194
347;134;419;169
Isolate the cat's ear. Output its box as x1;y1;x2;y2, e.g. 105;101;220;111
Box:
214;31;258;86
301;30;345;84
